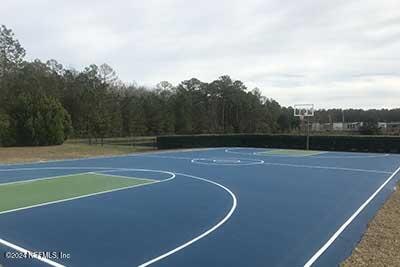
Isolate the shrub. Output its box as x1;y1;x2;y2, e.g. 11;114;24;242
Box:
7;93;73;146
0;112;15;146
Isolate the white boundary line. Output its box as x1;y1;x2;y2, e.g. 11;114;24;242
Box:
225;148;392;159
0;176;174;216
0;167;173;173
138;172;237;267
0;167;176;267
0;168;175;216
130;154;392;174
304;165;400;267
1;158;389;174
140;155;194;160
0;167;114;172
191;157;264;166
139;151;391;174
0;170;158;188
141;155;391;173
212;159;241;163
262;162;392;174
254;149;328;157
0;238;65;267
90;171;157;182
0;171;95;186
0;167;237;267
306;154;391;159
1;151;396;266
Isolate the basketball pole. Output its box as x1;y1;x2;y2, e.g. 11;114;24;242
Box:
294;104;314;151
306;116;310;150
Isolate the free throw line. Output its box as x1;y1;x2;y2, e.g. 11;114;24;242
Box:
0;169;175;216
0;168;176;267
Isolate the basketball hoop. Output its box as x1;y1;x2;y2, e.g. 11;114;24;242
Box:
294;104;314;118
294;104;315;151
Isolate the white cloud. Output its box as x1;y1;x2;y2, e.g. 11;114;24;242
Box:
1;0;399;108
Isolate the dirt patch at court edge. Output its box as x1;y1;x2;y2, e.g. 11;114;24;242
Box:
342;182;400;267
0;143;148;164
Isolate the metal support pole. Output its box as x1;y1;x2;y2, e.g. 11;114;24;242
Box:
306;116;310;150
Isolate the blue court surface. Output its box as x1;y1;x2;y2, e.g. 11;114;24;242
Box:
1;148;400;267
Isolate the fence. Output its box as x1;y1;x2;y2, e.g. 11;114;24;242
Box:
157;134;400;153
68;136;157;150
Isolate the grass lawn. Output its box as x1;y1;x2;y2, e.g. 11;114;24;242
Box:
0;173;154;213
0;143;152;164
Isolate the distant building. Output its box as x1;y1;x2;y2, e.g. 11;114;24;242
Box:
312;122;331;131
311;123;322;131
344;122;363;132
311;121;400;135
332;122;344;131
378;122;387;129
386;122;400;134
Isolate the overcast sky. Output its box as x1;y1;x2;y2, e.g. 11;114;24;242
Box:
2;0;400;109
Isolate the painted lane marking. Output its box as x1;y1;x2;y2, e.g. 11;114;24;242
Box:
191;158;264;166
0;167;236;267
140;155;194;160
116;153;392;173
0;168;175;216
310;154;390;159
0;171;96;186
0;168;176;267
253;149;328;157
138;172;237;267
262;162;392;174
0;238;65;267
0;178;167;216
304;165;400;267
0;167;156;184
0;167;116;172
89;171;157;182
225;148;392;159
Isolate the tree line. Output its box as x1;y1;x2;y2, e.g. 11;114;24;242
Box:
0;25;399;146
314;109;400;124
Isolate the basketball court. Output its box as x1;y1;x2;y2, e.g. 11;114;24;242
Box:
0;147;399;266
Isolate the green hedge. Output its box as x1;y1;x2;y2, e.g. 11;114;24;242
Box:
157;134;400;153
